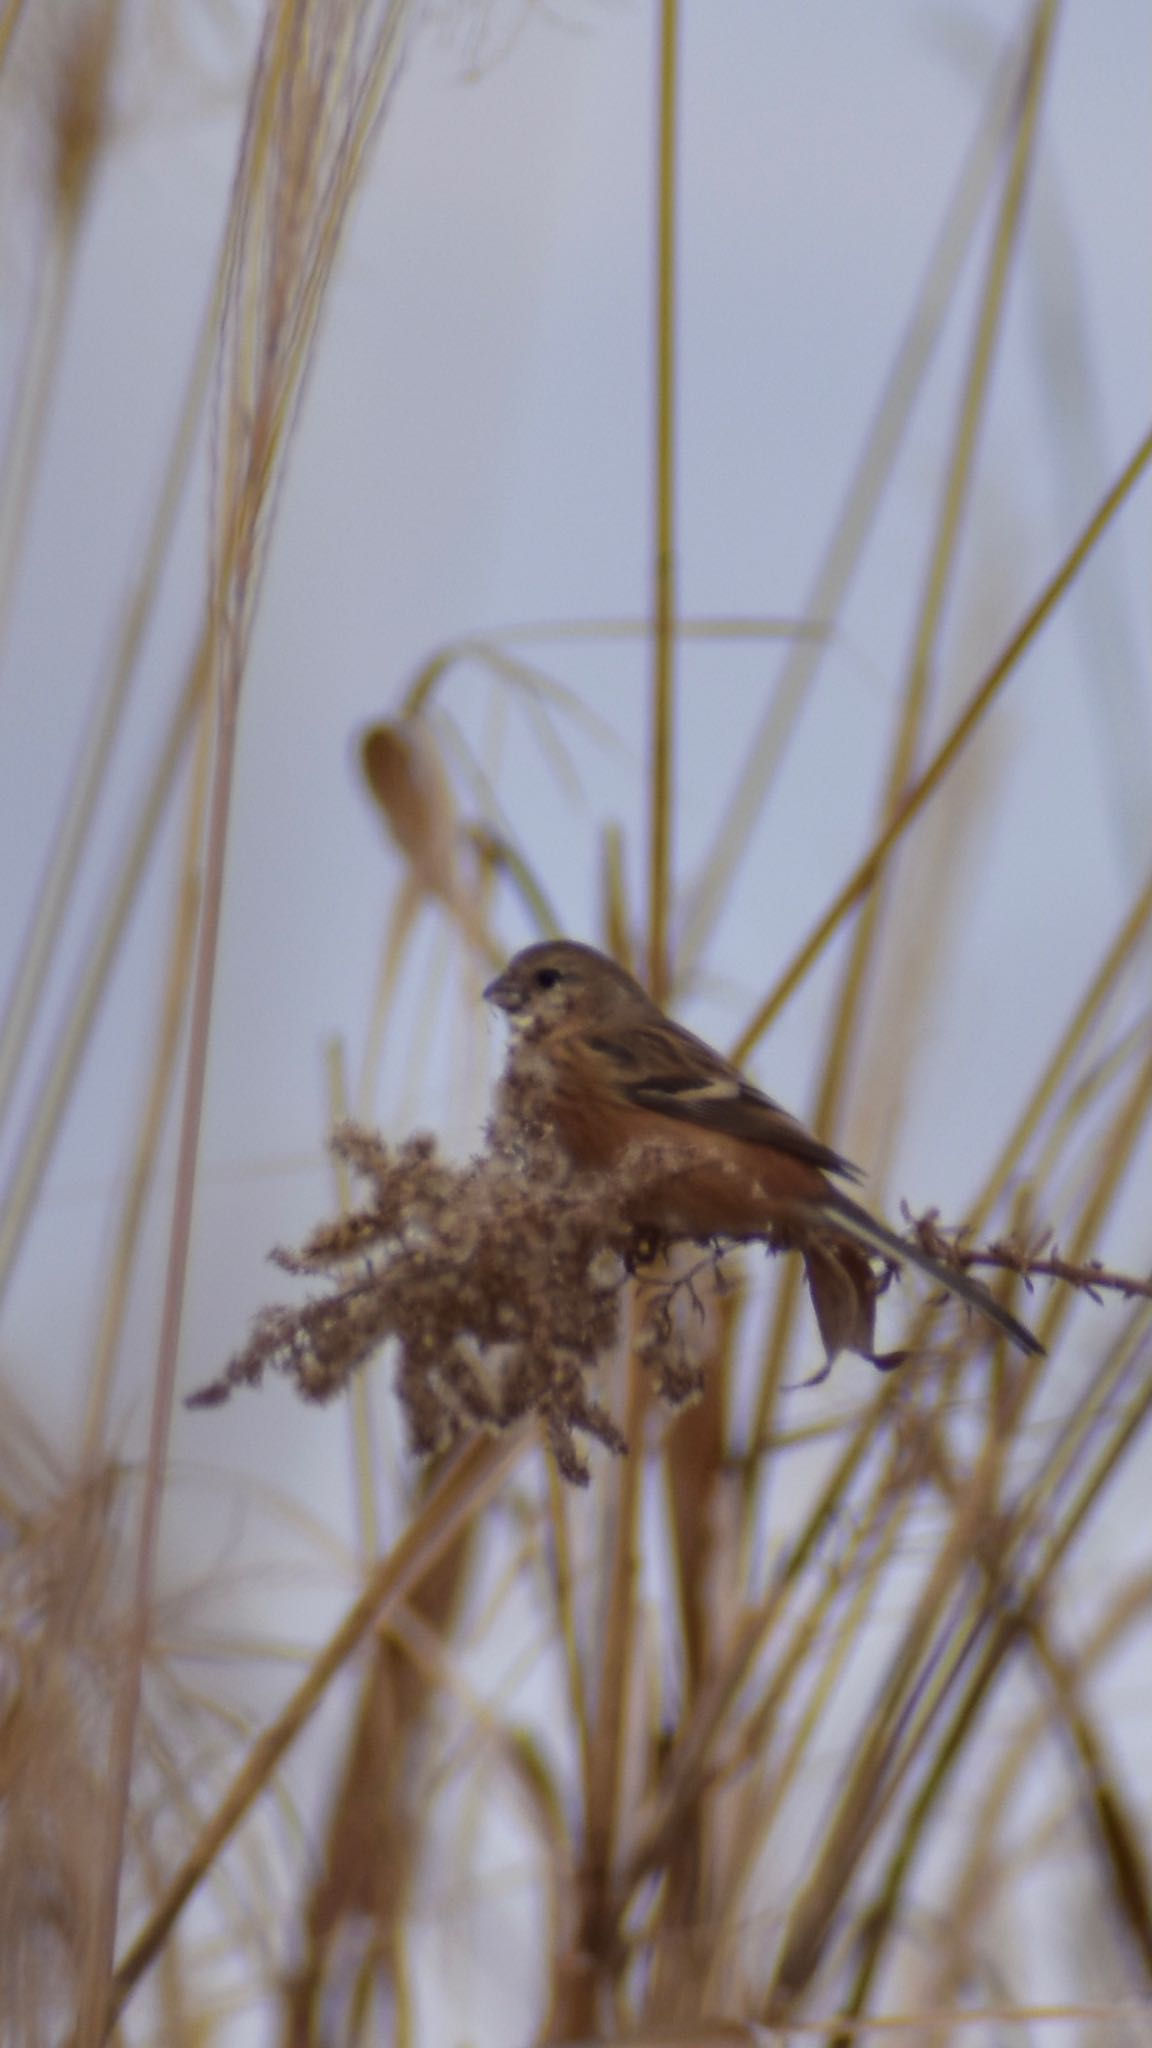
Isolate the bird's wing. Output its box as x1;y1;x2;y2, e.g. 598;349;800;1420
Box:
586;1021;863;1182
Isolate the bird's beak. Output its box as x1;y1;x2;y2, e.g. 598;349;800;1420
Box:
483;971;517;1012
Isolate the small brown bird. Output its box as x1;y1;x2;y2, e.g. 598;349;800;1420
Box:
484;938;1042;1369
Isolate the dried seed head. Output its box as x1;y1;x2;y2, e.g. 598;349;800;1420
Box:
361;720;461;909
190;1117;712;1485
359;718;495;958
2;0;123;226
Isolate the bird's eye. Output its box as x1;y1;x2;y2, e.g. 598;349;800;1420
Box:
534;967;561;991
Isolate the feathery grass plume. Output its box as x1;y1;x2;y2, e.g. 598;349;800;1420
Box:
0;1479;120;2045
210;0;418;669
0;1391;281;2046
0;1395;132;2048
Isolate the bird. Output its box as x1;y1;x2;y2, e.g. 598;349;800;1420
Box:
484;938;1042;1371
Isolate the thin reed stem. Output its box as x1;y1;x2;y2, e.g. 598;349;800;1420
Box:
108;1430;527;2028
732;421;1152;1063
0;222;82;669
647;0;679;1004
80;686;213;1457
0;276;221;1143
678;26;1029;974
76;597;248;2040
328;1035;382;1560
0;0;28;74
971;860;1152;1227
0;644;207;1311
813;0;1058;1152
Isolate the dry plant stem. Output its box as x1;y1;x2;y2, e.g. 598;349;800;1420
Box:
281;1461;476;2047
1029;1011;1152;1198
108;1429;527;2029
90;0;418;2014
327;1037;381;1560
1031;1628;1152;1979
813;0;1057;1153
739;1256;804;1540
360;713;500;962
0;277;221;1142
474;826;563;942
404;629;629;744
0;0;27;73
948;1573;1152;1944
969;855;1152;1229
396;686;563;944
80;685;213;1457
0;641;207;1310
75;613;245;2043
647;0;679;1005
931;1241;1152;1308
475;651;588;803
731;418;1152;1065
0;0;121;646
644;1293;740;2025
1023;1314;1152;1560
832;1054;1152;2035
1019;1299;1152;1621
832;1327;1150;2034
668;1466;901;1990
1028;1033;1152;1362
620;1594;789;1892
562;24;684;2001
691;1494;910;2008
1032;160;1152;867
133;1822;190;2044
544;1457;594;1813
741;14;1057;1500
0;219;82;667
601;822;634;974
356;877;421;1121
495;613;819;645
662;1283;739;1692
404;619;818;739
546;2002;1152;2042
721;1501;907;1881
567;1342;650;2033
397;925;454;1128
678;26;1027;973
830;1324;1152;2040
515;1743;577;2043
858;735;992;1202
622;1400;899;1893
769;1497;1004;2004
1032;1335;1152;1631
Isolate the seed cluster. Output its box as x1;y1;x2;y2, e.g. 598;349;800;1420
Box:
190;1073;711;1483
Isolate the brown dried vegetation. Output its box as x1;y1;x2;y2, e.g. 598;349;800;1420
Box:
190;1108;727;1483
0;1447;122;2046
3;0;1152;2043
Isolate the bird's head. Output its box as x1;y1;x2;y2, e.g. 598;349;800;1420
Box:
484;941;649;1034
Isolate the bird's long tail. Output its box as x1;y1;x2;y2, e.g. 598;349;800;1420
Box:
815;1189;1043;1358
